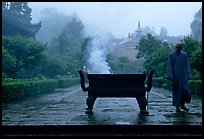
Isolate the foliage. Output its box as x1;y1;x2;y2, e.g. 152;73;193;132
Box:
2;77;80;102
48;33;83;59
189;80;202;96
2;35;46;78
46;36;86;76
2;47;17;76
2;2;32;24
117;56;129;63
153;77;202;96
137;33;172;76
57;77;79;88
36;7;73;44
141;34;202;80
45;16;88;77
181;35;201;57
38;57;70;78
190;47;202;77
136;33;162;59
191;69;201;80
63;17;85;39
152;77;171;90
181;35;202;79
109;56;144;74
137;33;201;96
2;79;58;102
145;46;172;77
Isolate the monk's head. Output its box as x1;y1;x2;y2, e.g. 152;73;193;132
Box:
175;42;183;53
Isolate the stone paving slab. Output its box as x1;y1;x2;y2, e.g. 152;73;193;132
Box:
2;85;202;126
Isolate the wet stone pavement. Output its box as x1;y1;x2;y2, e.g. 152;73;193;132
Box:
2;84;202;135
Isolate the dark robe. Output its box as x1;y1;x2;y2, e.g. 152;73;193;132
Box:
166;50;191;107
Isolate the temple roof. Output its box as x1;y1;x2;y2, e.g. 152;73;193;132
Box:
2;14;41;37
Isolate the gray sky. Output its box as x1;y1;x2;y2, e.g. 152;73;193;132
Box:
29;2;202;38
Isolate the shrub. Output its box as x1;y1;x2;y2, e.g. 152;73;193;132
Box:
2;79;58;102
153;76;202;96
189;80;202;96
2;77;80;102
57;77;79;88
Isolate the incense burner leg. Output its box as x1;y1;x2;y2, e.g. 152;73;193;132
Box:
136;96;149;115
85;95;97;114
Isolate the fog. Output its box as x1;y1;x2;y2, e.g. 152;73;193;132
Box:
28;2;201;74
29;2;202;38
83;35;113;74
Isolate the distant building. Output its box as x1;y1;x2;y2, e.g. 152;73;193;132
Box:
111;21;182;61
111;21;146;61
2;14;41;39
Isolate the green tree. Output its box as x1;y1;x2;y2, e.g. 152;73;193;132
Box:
46;16;88;76
10;2;23;17
64;17;84;38
190;47;202;72
36;7;72;44
2;36;46;78
181;35;201;58
136;33;162;59
2;47;17;78
48;33;86;76
2;2;32;24
145;46;172;77
190;47;202;79
22;2;32;24
38;56;69;78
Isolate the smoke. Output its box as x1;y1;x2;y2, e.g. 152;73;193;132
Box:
83;34;112;74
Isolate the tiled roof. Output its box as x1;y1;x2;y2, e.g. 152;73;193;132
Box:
2;14;41;37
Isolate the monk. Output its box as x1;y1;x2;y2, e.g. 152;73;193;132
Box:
166;42;191;112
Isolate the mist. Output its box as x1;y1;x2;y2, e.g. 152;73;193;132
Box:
29;2;202;38
83;33;113;74
28;2;201;74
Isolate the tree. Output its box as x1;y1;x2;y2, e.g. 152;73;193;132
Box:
36;7;72;45
190;7;202;42
181;35;201;58
22;2;32;24
2;36;46;78
47;32;86;76
38;57;69;78
46;16;88;76
136;34;162;59
2;47;17;78
2;2;9;12
181;35;202;80
145;46;172;77
2;2;32;24
64;17;84;39
190;47;202;79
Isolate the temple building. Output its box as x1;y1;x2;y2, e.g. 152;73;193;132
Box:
2;14;41;39
111;21;146;61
